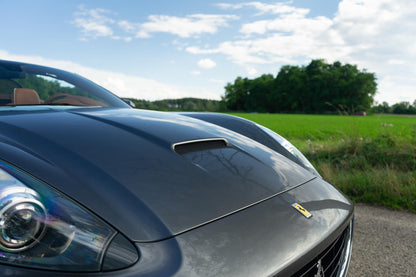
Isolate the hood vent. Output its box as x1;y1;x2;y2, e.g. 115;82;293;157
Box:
173;138;228;155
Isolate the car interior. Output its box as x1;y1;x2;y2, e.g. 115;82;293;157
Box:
0;78;106;107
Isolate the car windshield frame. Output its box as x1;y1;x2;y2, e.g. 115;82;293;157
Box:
0;60;130;109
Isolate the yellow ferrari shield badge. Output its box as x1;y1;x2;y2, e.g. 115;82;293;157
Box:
292;203;312;219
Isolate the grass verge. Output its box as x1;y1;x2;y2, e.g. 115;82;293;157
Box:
302;132;416;212
232;113;416;213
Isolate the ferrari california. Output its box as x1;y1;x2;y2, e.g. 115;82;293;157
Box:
0;60;353;276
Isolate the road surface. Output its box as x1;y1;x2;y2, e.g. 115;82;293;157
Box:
348;204;416;276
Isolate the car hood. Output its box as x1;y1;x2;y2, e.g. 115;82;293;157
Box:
0;107;315;242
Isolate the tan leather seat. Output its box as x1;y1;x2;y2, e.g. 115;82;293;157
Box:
13;88;41;105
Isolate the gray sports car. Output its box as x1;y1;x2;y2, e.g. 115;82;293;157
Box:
0;60;353;276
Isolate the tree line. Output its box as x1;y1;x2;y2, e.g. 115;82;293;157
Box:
223;59;377;114
118;58;415;115
371;101;416;114
127;97;224;112
127;97;416;115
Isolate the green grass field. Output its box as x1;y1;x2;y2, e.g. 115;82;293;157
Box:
231;113;416;212
231;113;416;142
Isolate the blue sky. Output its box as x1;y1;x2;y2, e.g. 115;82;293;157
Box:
1;0;415;104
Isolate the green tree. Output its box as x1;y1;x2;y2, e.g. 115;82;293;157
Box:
272;65;308;112
371;101;392;113
223;59;377;114
392;101;416;114
223;77;251;111
244;74;274;112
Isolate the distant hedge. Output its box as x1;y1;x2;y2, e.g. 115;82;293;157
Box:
126;97;225;112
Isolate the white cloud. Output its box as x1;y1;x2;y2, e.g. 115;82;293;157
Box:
136;14;239;38
0;50;221;101
186;3;336;65
187;42;270;64
197;58;216;69
118;20;137;33
240;14;332;36
246;66;258;76
111;36;133;42
189;2;339;64
377;76;416;104
209;78;226;84
72;6;115;39
72;7;239;40
217;2;307;16
190;70;201;75
333;0;416;104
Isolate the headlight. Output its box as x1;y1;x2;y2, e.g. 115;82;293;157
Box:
0;185;47;252
256;124;321;177
0;161;138;272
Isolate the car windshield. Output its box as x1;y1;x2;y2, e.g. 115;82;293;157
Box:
0;61;128;109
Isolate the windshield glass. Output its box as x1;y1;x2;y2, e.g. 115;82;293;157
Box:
0;60;129;108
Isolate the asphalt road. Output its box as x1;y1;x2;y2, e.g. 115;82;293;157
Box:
348;204;416;277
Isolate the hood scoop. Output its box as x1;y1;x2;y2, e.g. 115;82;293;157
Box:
173;138;228;155
174;138;286;195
